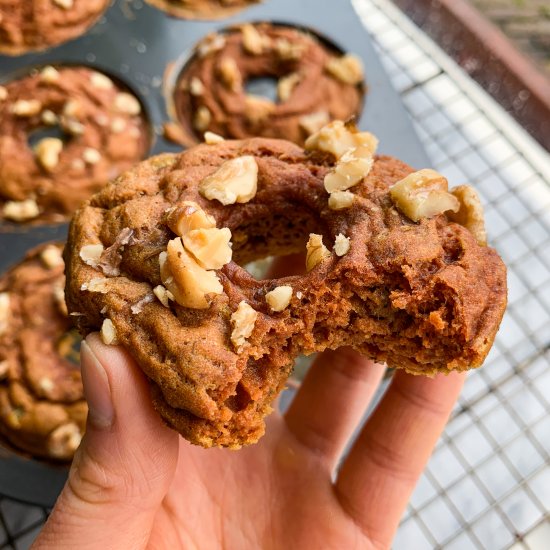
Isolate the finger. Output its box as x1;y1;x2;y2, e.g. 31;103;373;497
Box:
34;334;179;550
335;370;464;549
284;348;386;468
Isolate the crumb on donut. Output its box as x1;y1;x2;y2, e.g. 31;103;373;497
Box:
333;234;351;257
230;301;258;348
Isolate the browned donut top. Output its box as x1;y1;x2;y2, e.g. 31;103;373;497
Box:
64;132;506;448
0;66;150;224
173;23;365;145
0;243;86;461
145;0;259;20
0;0;110;55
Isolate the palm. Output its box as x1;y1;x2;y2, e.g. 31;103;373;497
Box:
151;413;369;550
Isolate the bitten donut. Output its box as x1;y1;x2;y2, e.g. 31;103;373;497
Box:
0;243;86;461
0;0;110;55
172;23;365;145
65;121;507;449
145;0;259;20
0;66;150;224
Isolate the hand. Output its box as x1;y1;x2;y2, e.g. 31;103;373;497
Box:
33;333;463;550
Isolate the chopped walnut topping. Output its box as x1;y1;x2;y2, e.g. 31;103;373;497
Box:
111;117;126;133
324;148;374;193
53;0;74;8
114;92;141;116
38;377;55;394
41;109;58;125
81;278;110;293
0;293;10;335
275;38;305;61
153;285;172;307
447;185;487;246
306;233;331;271
204;131;225;144
71;158;85;171
90;72;114;90
12;99;41;117
0;86;7;101
244;95;276;124
198;33;226;58
0;361;8;380
53;283;68;316
277;72;301;102
325;54;364;85
40;65;60;83
34;137;63;172
3;199;40;221
193;105;212;132
328;190;355;210
265;286;293;312
183;227;233;270
305;120;378;160
160;240;223;309
390;169;460;222
48;423;82;459
79;244;104;267
167;201;216;237
230;301;258;348
218;57;242;92
83;147;101;165
64;118;85;135
333;233;351;256
299;111;330;136
241;24;267;55
199;156;258;205
40;244;63;269
189;77;205;96
101;319;119;345
63;99;81;118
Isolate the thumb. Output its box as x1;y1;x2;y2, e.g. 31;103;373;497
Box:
34;333;179;550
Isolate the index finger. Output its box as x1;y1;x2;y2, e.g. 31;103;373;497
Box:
335;369;464;548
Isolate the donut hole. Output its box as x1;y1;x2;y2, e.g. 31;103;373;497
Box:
244;76;279;103
27;125;70;149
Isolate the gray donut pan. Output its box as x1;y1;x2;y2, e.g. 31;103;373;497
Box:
0;0;429;507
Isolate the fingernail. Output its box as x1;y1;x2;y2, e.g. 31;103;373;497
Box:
81;340;114;429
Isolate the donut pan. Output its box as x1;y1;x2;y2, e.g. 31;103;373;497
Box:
0;0;430;507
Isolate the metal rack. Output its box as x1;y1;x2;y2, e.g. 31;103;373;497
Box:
1;0;549;547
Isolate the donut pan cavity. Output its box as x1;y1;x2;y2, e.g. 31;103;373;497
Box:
0;0;430;507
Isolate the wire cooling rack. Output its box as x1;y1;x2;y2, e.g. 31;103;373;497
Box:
2;0;550;547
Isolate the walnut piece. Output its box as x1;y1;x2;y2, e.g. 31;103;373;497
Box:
81;278;110;293
90;72;113;90
0;360;8;380
41;109;58;125
111;117;126;133
101;318;119;345
167;201;216;237
244;95;276;124
0;293;10;336
447;185;487;245
40;244;63;269
40;66;60;83
3;199;40;221
325;54;364;85
328;190;355;210
324;148;374;193
299;111;330;136
277;72;301;102
389;169;460;222
306;233;331;272
0;86;7;101
53;282;68;316
241;24;267;55
83;147;101;165
34;137;63;172
194;106;212;132
198;33;226;58
265;286;293;312
48;423;82;459
275;38;305;61
11;99;41;117
333;233;351;256
159;239;223;309
218;57;242;92
204;131;225;144
230;301;258;348
114;92;141;116
79;244;104;267
153;285;173;308
53;0;73;8
189;77;205;96
305;120;378;160
199;156;258;205
182;227;232;270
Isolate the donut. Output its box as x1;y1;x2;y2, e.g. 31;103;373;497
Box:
0;243;86;461
0;0;110;56
64;121;507;448
172;23;365;146
145;0;259;20
0;65;150;224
